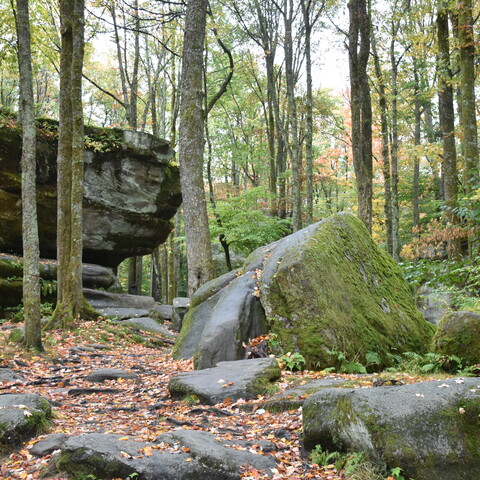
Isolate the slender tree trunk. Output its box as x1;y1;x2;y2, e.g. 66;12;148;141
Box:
15;0;42;350
128;256;143;295
412;57;421;234
348;0;373;232
178;0;213;296
371;34;393;255
437;4;460;256
284;0;302;232
457;0;478;192
389;25;400;259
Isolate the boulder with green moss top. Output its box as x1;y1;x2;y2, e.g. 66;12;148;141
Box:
432;311;480;364
0;119;181;268
302;377;480;480
174;213;434;370
0;393;52;447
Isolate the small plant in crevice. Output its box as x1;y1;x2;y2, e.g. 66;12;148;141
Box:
309;444;341;466
278;352;306;371
322;349;368;374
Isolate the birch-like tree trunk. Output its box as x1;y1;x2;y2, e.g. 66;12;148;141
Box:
15;0;42;350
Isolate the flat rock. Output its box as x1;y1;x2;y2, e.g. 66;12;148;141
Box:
149;304;173;321
303;377;480;480
84;289;156;309
0;393;52;446
100;307;151;319
0;368;26;383
119;317;174;336
30;433;68;456
259;377;349;412
85;369;139;383
55;432;275;480
158;428;276;472
169;358;281;405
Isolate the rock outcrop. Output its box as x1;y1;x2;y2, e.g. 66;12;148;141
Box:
0;393;52;447
174;213;434;370
0;117;182;267
432;311;480;364
302;377;480;480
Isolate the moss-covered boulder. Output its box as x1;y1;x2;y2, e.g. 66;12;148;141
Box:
0;393;52;448
0;116;182;267
302;377;480;480
432;311;480;364
174;213;433;370
260;213;434;369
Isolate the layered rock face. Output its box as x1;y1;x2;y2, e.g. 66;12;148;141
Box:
174;213;434;370
0;118;182;267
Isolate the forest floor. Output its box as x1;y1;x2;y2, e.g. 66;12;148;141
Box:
0;317;434;480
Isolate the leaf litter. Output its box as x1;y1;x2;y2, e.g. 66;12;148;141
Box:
0;318;440;480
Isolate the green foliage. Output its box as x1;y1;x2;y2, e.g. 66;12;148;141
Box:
325;349;368;374
40;278;56;296
278;352;305;371
400;258;480;313
309;444;341;466
209;187;291;255
386;351;466;374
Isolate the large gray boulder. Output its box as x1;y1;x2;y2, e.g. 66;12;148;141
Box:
0;393;52;446
55;431;275;479
174;213;434;370
169;358;281;405
0;119;182;267
432;311;480;364
302;377;480;480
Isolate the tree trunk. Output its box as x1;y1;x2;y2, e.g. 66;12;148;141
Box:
178;0;213;296
15;0;42;350
437;4;460;256
457;0;478;192
389;25;400;259
412;57;421;235
128;256;143;295
284;0;302;232
371;33;393;255
348;0;373;232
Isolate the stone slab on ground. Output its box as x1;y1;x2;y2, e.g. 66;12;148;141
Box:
98;307;151;319
54;431;275;480
150;304;173;321
302;377;480;480
258;377;349;412
169;358;281;405
118;317;174;337
85;368;139;383
30;433;68;457
84;289;156;309
0;368;26;383
0;393;52;446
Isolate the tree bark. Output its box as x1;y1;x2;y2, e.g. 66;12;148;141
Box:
178;0;213;296
457;0;478;192
15;0;42;350
348;0;373;232
437;4;460;256
48;0;97;328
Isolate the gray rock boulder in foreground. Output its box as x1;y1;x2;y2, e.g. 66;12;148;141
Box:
0;393;52;446
169;358;281;405
174;213;434;370
55;431;275;480
302;377;480;480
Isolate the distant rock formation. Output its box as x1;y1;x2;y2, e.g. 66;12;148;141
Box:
0;117;182;267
